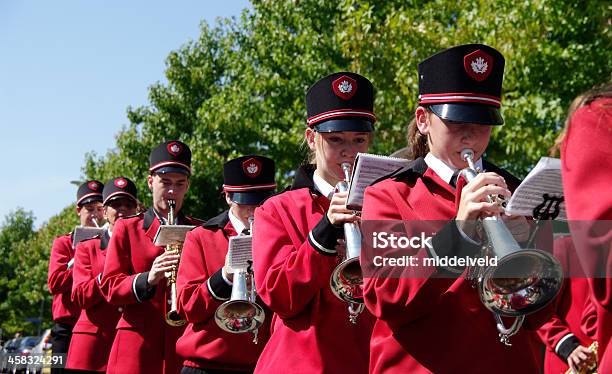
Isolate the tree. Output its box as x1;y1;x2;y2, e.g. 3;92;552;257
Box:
0;209;35;337
83;0;610;221
0;207;78;337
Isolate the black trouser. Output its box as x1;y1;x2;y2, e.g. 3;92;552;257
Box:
50;322;74;374
181;366;252;374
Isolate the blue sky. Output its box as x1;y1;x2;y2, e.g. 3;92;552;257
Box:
0;1;250;228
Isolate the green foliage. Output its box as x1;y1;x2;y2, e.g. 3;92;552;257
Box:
6;0;610;334
84;0;611;222
0;207;77;337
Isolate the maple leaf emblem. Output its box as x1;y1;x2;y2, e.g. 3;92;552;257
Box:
338;80;353;94
170;144;180;153
246;163;258;175
471;57;488;74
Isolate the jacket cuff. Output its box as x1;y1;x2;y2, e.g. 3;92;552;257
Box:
308;214;343;256
132;272;156;303
556;333;580;361
429;219;482;273
207;268;232;301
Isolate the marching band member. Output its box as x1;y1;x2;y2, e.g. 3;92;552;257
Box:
176;155;275;374
252;72;376;374
48;180;104;374
67;177;139;372
101;141;202;374
561;83;612;373
537;236;597;374
361;44;546;373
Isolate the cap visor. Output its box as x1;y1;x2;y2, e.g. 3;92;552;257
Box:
314;119;374;132
429;103;503;125
230;190;274;205
104;194;137;206
78;196;103;207
153;166;191;176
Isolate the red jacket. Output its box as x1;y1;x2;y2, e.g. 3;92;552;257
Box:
48;233;80;325
176;210;270;372
252;165;375;374
537;236;596;373
67;230;121;371
361;158;546;374
562;97;612;372
100;208;202;374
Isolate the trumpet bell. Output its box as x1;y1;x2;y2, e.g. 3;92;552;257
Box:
479;249;563;317
330;257;364;304
166;310;187;327
215;300;265;333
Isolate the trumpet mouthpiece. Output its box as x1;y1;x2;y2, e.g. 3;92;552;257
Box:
460;149;474;161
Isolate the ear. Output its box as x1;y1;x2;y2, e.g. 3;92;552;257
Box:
305;128;317;151
224;192;233;206
147;174;154;190
75;206;81;216
103;206;110;220
415;106;430;135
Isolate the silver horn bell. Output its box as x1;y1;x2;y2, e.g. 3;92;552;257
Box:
460;149;563;345
214;269;265;334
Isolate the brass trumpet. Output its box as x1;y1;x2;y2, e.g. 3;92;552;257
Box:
564;341;598;374
214;217;265;343
165;199;187;327
330;162;365;324
460;149;562;345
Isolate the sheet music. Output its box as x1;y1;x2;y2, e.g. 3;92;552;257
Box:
505;157;566;220
153;225;195;246
72;226;105;248
346;152;410;211
227;235;253;272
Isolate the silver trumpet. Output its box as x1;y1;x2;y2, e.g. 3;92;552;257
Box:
330;162;365;324
460;149;562;345
214;217;265;343
165;199;187;327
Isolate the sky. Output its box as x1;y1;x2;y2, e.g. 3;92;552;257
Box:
0;1;250;228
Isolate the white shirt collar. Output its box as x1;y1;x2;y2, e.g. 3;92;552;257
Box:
424;152;483;185
228;208;247;235
313;170;336;200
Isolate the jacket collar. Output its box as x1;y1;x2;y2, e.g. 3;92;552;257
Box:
143;207;187;230
203;210;230;230
384;157;520;190
380;157;429;182
291;164;318;193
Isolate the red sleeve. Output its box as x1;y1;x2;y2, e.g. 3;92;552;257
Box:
176;230;222;324
361;184;455;330
252;199;337;319
71;240;103;309
100;220;139;305
562;99;612;311
48;236;74;295
536;279;574;350
581;296;598;339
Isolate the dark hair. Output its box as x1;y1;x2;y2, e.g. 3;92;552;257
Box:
549;82;612;156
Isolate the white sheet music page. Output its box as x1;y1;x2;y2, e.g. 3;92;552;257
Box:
346;152;410;211
72;226;105;248
227;235;253;273
505;157;566;220
153;225;195;246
